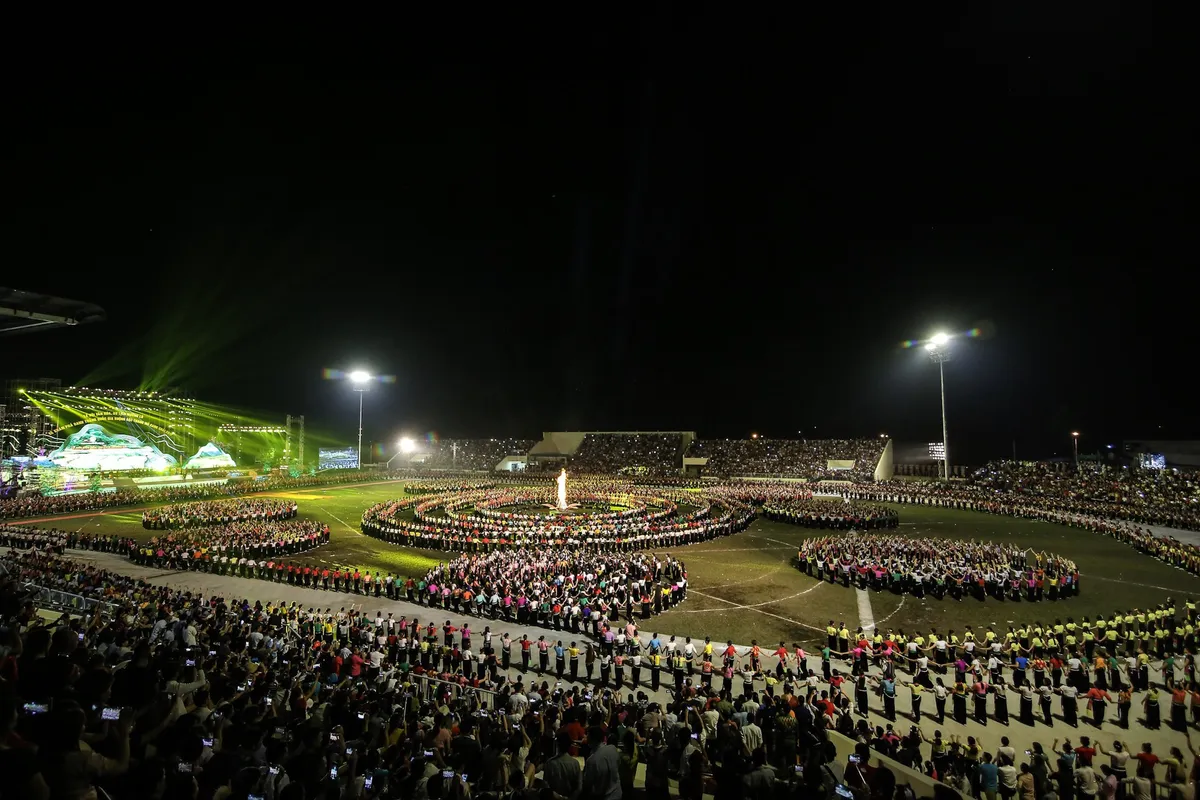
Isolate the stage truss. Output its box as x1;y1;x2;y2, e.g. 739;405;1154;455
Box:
216;415;304;468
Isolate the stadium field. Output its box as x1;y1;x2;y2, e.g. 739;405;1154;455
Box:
27;482;1200;649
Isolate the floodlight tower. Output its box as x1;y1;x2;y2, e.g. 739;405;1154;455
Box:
924;333;953;482
386;437;416;469
349;370;371;468
1071;431;1080;473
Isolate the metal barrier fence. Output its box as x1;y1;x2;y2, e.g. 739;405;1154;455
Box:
22;582;120;617
408;673;503;709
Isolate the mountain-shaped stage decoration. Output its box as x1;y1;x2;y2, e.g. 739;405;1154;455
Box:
47;423;178;471
184;441;237;470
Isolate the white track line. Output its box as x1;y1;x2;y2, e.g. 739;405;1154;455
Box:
74;512;105;533
682;546;793;554
689;565;787;592
1082;574;1192;593
746;535;804;548
869;595;907;628
318;506;361;535
680;581;824;613
856;587;877;633
684;588;826;631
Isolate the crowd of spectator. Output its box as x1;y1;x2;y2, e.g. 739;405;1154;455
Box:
569;434;686;477
142;500;299;530
797;534;1077;601
964;461;1200;531
6;538;1200;800
686;439;886;482
418;440;538;472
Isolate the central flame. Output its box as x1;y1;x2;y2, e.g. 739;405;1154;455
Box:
556;468;568;510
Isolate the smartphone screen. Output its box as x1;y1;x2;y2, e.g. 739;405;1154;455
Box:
101;707;121;721
364;776;374;789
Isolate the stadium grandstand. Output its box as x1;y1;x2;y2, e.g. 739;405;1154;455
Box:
407;438;537;471
390;431;895;479
685;437;889;482
568;432;687;475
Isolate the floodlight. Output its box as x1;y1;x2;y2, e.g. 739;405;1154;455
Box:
930;332;950;346
924;342;937;351
348;370;372;384
400;437;416;453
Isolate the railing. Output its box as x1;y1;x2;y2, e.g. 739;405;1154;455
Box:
22;581;120;617
407;673;503;709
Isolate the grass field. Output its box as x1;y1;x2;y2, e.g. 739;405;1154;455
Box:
28;482;1200;649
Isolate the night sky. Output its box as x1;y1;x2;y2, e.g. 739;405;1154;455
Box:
1;10;1189;465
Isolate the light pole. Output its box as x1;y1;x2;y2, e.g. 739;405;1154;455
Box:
348;370;371;468
924;333;952;482
1071;431;1080;473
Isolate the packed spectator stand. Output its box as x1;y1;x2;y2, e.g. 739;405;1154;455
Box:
568;434;686;477
686;438;887;482
965;461;1200;531
418;440;538;472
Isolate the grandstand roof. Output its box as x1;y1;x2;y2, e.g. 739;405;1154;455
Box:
0;287;106;336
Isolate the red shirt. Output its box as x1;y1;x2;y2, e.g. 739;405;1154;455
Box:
563;721;586;756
